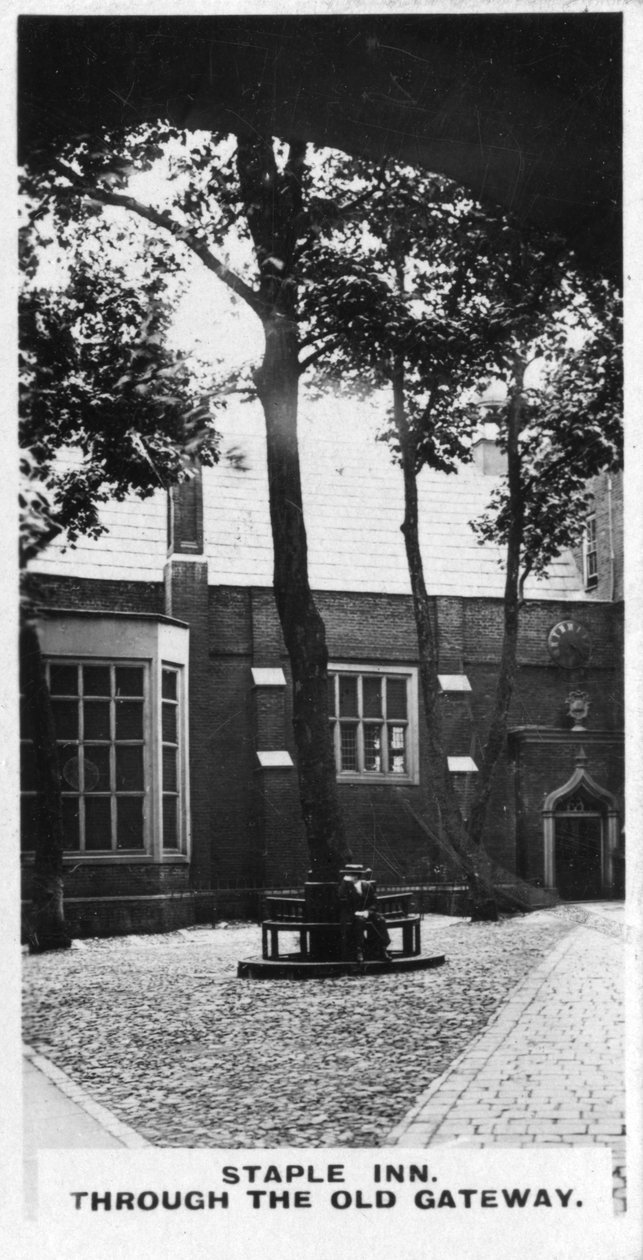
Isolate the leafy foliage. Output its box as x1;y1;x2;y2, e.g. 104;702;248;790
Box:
473;285;622;575
20;142;226;564
22;123;622;579
295;150;622;577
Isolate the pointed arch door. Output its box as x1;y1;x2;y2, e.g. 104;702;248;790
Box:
542;760;620;901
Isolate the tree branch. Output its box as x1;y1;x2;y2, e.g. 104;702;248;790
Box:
518;559;533;607
298;339;342;375
48;159;266;321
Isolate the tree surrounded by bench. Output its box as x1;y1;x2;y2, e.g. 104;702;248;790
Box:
261;867;422;965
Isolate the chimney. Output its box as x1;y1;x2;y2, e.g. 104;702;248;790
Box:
471;422;507;476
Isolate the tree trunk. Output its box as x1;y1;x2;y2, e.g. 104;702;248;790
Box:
233;134;350;880
256;316;351;878
468;367;525;850
392;364;498;920
20;619;71;951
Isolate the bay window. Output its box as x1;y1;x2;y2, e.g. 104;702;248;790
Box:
20;611;190;861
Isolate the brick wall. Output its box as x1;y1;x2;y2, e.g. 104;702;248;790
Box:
206;583;623;898
21;570;624;932
206;655;262;887
21;861;195;940
165;559;212;893
511;731;624;887
21;859;190;900
35;895;196;939
25;573;164;614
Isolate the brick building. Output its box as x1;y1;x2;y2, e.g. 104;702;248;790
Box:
21;399;624;934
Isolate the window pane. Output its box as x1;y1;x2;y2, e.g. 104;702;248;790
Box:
60;746;80;789
163;796;179;848
116;666;144;697
84;797;113;850
20;742;37;792
83;665;111;696
386;677;408;720
161;669;177;700
20;796;39;851
364;724;382;771
61;796;80;850
162;702;177;743
116;745;144;792
84;745;112;792
340;723;358;771
339;675;358;717
84;701;111;741
117;797;144;850
51;699;78;741
115;700;143;741
363;676;382;718
163;745;177;791
388;725;407;773
49;665;78;696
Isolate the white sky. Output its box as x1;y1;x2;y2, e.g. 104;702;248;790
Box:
128;145;266;372
167;257;265;371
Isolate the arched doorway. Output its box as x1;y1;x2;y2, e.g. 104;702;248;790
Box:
542;752;620;901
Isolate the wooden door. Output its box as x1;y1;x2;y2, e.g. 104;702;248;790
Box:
554;812;603;900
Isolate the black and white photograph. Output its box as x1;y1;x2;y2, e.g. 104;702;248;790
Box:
5;4;641;1258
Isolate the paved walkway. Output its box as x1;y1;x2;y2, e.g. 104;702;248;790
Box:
387;903;626;1211
23;1046;148;1216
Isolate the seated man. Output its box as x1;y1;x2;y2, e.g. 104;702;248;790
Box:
338;867;392;962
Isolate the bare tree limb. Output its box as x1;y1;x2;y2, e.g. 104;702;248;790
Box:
48;159;266;320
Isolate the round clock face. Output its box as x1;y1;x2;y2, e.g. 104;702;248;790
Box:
547;620;591;669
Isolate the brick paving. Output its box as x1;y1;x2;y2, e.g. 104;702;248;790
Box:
387;904;626;1211
22;905;627;1210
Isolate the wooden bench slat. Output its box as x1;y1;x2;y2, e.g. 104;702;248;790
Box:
262;917;420;929
261;914;421;961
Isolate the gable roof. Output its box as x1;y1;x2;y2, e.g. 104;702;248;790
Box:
30;397;585;600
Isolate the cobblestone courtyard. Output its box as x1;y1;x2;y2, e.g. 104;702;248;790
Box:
22;905;626;1207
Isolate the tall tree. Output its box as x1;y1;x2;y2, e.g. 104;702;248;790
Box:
299;153;622;913
22;125;352;887
466;292;622;849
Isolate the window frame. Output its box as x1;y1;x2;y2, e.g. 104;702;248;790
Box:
20;612;190;864
48;658;150;856
160;662;184;852
583;513;598;590
328;663;419;784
